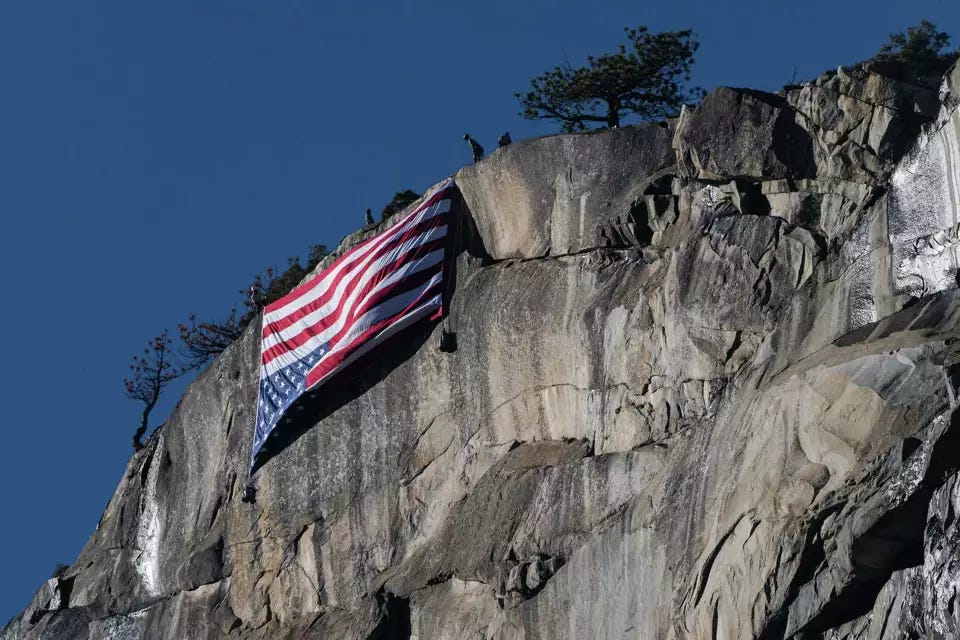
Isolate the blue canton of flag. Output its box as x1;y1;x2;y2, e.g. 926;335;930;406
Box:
252;341;329;460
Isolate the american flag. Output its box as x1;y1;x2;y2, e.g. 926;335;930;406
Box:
251;178;458;466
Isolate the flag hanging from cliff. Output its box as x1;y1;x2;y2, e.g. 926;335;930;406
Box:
250;179;459;468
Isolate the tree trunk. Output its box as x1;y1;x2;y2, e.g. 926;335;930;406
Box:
607;99;621;129
132;402;153;451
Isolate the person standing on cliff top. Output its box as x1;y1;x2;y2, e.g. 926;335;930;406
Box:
498;131;512;148
247;283;261;310
464;133;484;163
364;208;374;226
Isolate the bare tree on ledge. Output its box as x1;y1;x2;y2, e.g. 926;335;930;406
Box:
178;244;329;370
179;310;248;370
124;331;187;451
516;26;704;132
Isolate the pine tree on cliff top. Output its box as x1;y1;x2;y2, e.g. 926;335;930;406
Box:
516;26;704;132
874;20;957;75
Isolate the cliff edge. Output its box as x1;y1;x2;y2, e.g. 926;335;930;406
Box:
5;59;960;639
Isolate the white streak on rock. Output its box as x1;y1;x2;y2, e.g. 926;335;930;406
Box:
134;436;163;597
890;105;960;296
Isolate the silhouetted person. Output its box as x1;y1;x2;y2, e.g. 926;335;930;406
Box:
365;208;374;225
464;133;484;163
498;131;512;148
248;283;261;310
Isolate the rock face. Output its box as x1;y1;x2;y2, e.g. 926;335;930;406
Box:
5;59;960;639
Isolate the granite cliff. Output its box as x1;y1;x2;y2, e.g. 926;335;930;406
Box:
5;58;960;639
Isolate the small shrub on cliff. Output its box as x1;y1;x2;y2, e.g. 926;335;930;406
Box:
381;189;421;220
255;244;329;308
516;26;704;132
124;331;187;451
873;20;956;75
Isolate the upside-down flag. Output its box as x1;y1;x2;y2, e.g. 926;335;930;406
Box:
251;179;458;469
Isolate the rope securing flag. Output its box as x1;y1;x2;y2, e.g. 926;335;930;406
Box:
251;178;459;469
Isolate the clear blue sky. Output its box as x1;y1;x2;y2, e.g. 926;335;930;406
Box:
0;0;956;623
